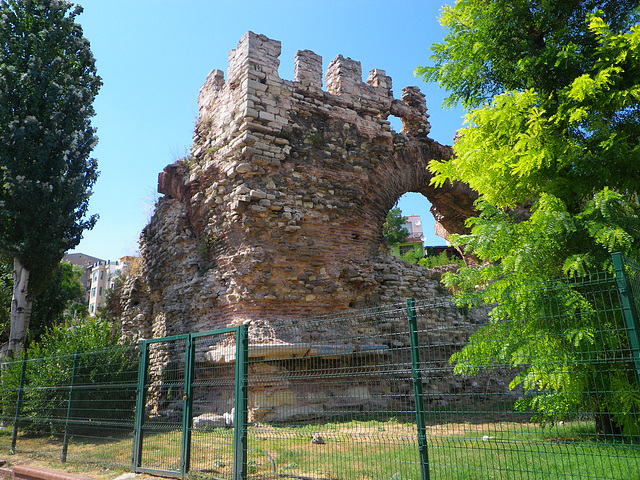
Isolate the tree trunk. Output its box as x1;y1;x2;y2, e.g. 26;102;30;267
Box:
595;410;623;438
8;258;33;358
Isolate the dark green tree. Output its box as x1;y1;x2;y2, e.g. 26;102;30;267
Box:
0;260;86;346
29;262;85;342
419;0;640;436
0;0;101;356
383;207;409;245
0;263;11;339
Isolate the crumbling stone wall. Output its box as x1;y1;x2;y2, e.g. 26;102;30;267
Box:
121;32;478;341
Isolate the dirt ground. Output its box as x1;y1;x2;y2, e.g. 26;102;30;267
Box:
0;452;157;480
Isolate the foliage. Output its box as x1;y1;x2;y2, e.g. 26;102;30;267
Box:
420;0;640;436
0;0;101;352
401;249;465;269
0;261;86;345
427;14;640;209
28;262;85;342
450;269;640;437
1;317;137;434
418;0;639;109
383;207;409;245
0;263;11;337
0;0;102;289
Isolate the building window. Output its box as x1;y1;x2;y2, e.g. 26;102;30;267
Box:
90;304;94;313
93;272;98;281
100;271;104;280
99;287;103;296
91;287;96;298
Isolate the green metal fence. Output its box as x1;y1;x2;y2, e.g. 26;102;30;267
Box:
0;254;639;479
0;343;139;467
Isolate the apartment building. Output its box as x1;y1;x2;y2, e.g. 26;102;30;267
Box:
86;256;136;316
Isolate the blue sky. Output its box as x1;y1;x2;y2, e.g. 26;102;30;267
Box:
69;1;465;261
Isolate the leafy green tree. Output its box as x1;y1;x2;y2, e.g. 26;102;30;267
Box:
383;207;409;245
28;262;85;342
0;260;86;346
0;263;12;339
1;317;137;434
419;0;640;436
0;0;101;356
417;251;465;269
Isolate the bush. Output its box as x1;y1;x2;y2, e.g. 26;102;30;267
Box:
401;250;465;269
1;318;138;434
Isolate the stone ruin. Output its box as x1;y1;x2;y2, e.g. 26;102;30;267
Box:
121;31;477;341
119;33;498;423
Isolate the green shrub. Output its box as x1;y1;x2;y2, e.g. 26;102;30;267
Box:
401;250;465;269
1;318;138;434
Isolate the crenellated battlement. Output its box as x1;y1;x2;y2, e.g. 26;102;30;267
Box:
194;31;430;159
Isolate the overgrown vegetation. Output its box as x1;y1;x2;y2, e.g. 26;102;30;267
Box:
1;318;137;435
420;0;640;437
402;249;465;269
383;207;409;245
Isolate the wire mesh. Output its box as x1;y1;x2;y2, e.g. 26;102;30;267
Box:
0;345;138;468
240;301;444;480
137;337;188;474
188;332;238;479
0;258;639;479
413;272;640;479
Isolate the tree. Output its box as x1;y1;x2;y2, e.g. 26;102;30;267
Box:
419;0;640;435
28;261;85;342
1;317;137;434
0;263;12;339
0;0;101;356
0;260;85;346
383;207;409;245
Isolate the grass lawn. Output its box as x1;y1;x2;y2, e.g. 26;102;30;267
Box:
0;419;638;480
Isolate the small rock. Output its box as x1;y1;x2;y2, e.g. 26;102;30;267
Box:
193;413;226;430
311;433;325;444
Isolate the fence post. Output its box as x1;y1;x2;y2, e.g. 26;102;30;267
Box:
181;335;195;475
233;324;249;480
132;340;149;470
407;299;430;480
61;351;81;463
10;355;27;455
612;252;640;385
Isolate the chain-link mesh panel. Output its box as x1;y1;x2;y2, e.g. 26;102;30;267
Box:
138;337;188;473
0;345;138;468
239;302;428;480
189;332;238;479
417;273;640;479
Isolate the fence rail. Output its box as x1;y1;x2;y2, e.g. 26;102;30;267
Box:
0;254;639;479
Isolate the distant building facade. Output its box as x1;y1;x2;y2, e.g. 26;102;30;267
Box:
64;253;136;316
390;215;425;258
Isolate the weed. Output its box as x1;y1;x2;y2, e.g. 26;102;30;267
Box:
207;145;222;157
307;133;324;148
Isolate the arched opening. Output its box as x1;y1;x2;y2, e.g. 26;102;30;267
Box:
383;192;464;267
396;192;446;247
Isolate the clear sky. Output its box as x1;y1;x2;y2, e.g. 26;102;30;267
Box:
68;0;465;261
